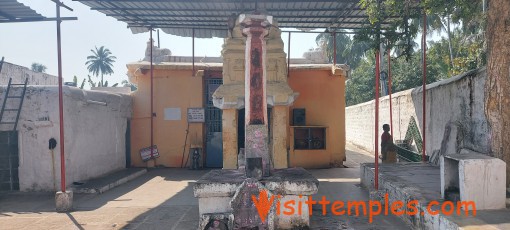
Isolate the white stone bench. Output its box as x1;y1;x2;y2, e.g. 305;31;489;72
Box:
441;150;506;210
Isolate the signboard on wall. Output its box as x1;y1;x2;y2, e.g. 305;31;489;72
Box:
140;145;160;162
164;108;181;120
187;108;205;123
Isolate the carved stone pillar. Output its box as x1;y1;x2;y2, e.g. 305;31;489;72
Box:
241;15;272;179
213;15;298;173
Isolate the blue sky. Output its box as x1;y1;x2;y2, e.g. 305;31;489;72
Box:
1;0;321;85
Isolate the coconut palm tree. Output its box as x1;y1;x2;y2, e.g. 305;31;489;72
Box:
315;32;370;69
31;63;47;73
85;46;116;87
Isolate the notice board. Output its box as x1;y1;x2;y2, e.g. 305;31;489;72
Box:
187;108;205;123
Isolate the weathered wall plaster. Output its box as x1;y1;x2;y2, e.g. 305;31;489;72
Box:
127;64;213;167
288;68;347;168
346;68;489;158
0;86;132;191
0;62;58;85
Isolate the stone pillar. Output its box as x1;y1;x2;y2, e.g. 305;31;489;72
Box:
272;106;288;169
241;14;272;179
222;109;238;169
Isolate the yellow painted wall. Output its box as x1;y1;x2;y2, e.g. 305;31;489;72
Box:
128;64;346;169
288;69;346;168
129;66;204;167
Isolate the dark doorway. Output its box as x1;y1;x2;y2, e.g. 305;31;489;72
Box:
0;131;19;191
237;109;245;154
204;72;223;168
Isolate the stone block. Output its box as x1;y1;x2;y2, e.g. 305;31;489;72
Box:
198;197;233;215
245;157;263;179
441;153;506;210
245;125;270;177
198;213;234;230
55;191;73;212
193;170;244;198
275;195;310;229
230;178;275;229
194;168;319;229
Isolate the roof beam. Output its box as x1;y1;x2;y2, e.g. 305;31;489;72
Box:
125;21;386;27
107;14;378;19
101;1;154;29
0;10;16;20
122;19;377;24
78;0;358;2
333;2;358;28
92;7;364;12
0;17;78;23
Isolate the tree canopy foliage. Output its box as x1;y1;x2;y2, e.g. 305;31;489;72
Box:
31;63;47;73
85;46;116;87
324;0;487;106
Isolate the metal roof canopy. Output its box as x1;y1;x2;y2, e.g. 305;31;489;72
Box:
0;0;77;23
73;0;390;38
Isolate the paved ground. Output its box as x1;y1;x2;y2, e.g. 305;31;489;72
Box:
343;143;376;168
363;162;510;230
0;147;410;230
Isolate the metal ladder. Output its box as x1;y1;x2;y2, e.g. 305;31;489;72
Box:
0;78;28;131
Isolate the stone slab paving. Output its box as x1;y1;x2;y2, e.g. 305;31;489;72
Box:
310;168;411;230
344;143;376;168
362;162;510;229
0;160;411;230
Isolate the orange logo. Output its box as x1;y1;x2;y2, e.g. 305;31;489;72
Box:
251;191;476;224
251;190;274;222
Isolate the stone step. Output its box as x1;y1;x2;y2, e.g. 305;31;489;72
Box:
71;168;147;194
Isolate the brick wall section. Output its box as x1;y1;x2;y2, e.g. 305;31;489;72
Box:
346;68;490;157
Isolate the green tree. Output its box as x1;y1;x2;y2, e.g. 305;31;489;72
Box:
358;0;510;186
391;51;439;92
345;50;439;106
31;63;47;73
315;32;370;69
345;54;375;106
85;46;116;87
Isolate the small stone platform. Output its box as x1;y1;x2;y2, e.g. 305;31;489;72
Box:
194;167;319;229
71;168;147;194
361;162;510;230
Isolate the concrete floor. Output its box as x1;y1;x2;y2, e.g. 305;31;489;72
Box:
0;148;411;230
362;161;510;230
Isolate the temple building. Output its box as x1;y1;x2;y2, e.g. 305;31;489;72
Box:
127;19;348;170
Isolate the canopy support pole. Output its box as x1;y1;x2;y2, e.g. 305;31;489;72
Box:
150;28;155;165
333;32;337;65
422;13;427;162
192;28;195;77
388;46;393;137
56;2;66;193
287;32;291;78
375;48;381;190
